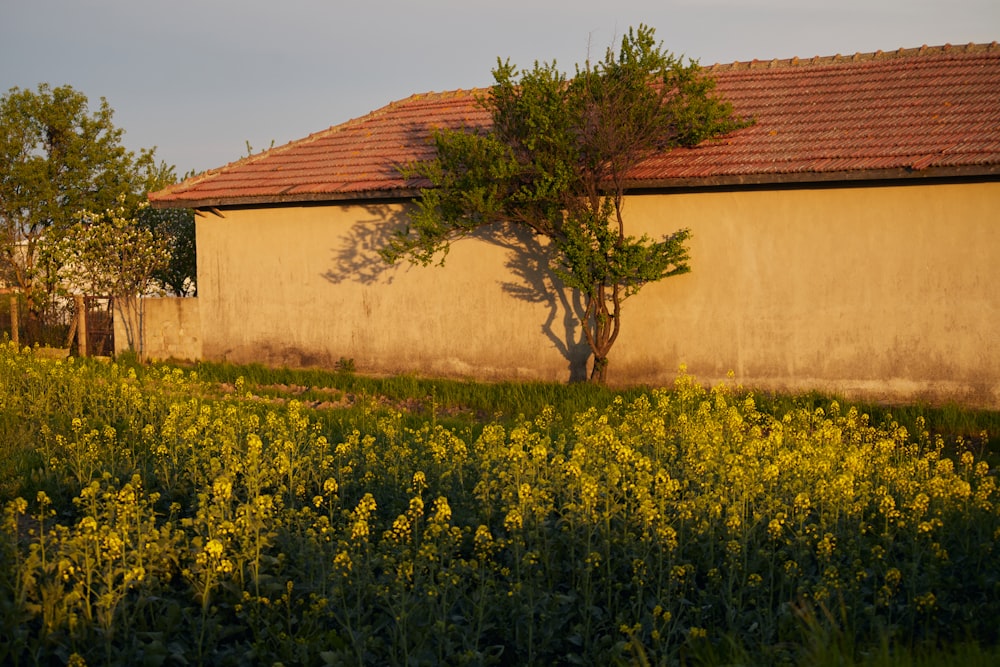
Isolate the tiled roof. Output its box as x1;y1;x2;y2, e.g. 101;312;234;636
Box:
150;43;1000;208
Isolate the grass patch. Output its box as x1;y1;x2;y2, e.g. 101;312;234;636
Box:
177;359;648;424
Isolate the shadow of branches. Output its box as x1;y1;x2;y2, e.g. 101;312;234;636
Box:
478;222;590;382
322;207;591;382
322;204;406;286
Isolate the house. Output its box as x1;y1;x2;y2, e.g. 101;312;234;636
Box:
149;43;1000;407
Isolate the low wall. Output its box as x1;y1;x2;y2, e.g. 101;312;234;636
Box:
120;297;202;362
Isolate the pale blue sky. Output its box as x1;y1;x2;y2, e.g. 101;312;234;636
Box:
2;0;997;175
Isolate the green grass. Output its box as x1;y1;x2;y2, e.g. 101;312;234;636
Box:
176;359;647;423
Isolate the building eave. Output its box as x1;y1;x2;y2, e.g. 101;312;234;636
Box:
624;164;1000;191
150;188;425;210
151;165;1000;211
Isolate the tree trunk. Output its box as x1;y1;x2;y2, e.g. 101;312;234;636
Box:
590;355;609;383
584;281;622;384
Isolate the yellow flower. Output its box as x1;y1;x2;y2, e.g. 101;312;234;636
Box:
350;493;377;542
10;497;28;515
474;524;495;557
387;513;411;543
212;476;233;501
333;551;352;575
767;517;785;541
104;533;124;557
816;533;836;560
725;540;742;558
504;508;523;532
432;496;452;524
656;524;679;552
205;538;224;559
916;592;937;612
350;518;369;541
411;471;428;494
794;492;812;514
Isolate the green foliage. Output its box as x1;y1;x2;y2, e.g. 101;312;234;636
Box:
335;356;357;373
138;205;197;296
0;346;998;665
0;84;174;332
384;26;749;383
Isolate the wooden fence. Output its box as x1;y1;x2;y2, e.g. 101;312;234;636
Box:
1;291;114;357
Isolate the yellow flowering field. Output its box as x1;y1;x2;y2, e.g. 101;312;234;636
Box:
1;342;998;666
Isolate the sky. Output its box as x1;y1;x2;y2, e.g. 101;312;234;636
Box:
2;0;998;176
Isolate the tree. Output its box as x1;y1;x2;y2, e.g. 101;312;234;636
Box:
382;25;748;383
139;205;197;296
51;197;171;354
0;83;170;336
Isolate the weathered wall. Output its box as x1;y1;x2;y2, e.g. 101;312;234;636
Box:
117;297;202;362
193;181;1000;407
617;182;999;407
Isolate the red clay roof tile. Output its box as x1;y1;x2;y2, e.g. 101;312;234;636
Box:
150;43;1000;208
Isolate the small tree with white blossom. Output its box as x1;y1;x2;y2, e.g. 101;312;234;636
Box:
51;196;170;355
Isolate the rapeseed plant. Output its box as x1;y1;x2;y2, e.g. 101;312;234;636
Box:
0;343;998;665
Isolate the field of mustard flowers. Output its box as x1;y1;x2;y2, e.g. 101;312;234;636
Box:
1;341;998;666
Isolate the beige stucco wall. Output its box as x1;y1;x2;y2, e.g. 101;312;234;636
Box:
194;181;1000;407
117;297;202;362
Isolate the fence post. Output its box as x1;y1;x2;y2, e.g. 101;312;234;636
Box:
9;295;17;346
75;294;88;357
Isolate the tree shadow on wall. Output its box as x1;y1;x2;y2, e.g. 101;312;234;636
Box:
477;222;591;382
322;204;591;382
322;204;406;286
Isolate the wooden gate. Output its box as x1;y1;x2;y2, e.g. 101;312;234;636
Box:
84;296;115;357
0;290;15;344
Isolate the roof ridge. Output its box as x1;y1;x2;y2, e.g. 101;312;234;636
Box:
707;41;1000;72
218;88;486;163
154;133;313;194
393;88;488;102
148;88;490;202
